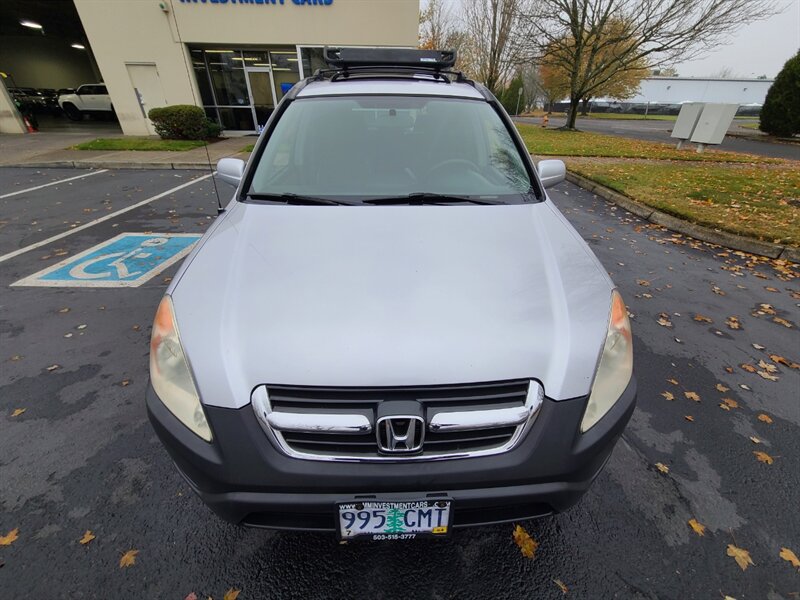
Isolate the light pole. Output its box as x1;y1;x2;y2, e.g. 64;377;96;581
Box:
515;87;523;115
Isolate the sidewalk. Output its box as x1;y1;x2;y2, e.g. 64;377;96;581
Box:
0;133;252;170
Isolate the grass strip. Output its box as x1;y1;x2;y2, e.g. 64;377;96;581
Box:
566;158;800;247
72;138;207;151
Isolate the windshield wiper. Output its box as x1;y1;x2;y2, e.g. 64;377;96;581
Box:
362;193;502;205
245;192;351;206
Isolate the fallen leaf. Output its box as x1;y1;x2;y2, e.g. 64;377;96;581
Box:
553;579;569;594
661;391;675;401
223;591;241;600
719;403;731;411
765;286;779;292
79;530;96;545
740;363;757;373
712;285;726;296
10;355;23;361
684;415;694;422
752;343;766;350
657;312;673;327
46;364;60;372
184;594;198;600
773;317;793;328
512;524;539;559
10;408;26;417
688;518;706;536
780;547;800;569
758;360;778;373
655;462;669;474
724;366;734;374
685;391;700;402
740;384;752;391
58;308;70;313
0;528;19;546
722;398;739;409
77;324;87;330
636;279;650;287
727;544;754;571
119;549;138;568
757;413;773;424
693;314;713;323
754;451;774;464
770;354;799;369
667;378;679;385
757;370;779;381
716;383;730;393
750;436;761;444
121;380;130;387
726;316;741;330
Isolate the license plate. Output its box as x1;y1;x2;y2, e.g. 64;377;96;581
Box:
337;499;452;540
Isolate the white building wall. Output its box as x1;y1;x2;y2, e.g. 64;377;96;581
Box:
624;77;774;106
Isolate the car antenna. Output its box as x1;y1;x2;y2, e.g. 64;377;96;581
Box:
170;9;225;214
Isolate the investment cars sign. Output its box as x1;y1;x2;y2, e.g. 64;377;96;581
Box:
178;0;333;5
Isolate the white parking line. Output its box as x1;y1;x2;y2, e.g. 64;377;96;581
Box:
0;169;109;199
0;173;214;265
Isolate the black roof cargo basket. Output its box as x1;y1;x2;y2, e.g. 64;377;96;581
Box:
323;47;457;72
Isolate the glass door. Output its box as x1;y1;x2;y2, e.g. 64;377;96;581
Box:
245;68;277;132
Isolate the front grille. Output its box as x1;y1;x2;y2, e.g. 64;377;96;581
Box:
255;379;540;461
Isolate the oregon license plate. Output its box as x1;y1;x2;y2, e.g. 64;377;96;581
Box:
337;499;452;540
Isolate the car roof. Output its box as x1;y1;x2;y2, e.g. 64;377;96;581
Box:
296;78;485;100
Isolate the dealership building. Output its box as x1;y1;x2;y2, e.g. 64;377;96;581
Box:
0;0;418;135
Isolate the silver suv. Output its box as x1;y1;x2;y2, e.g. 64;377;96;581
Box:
147;48;636;540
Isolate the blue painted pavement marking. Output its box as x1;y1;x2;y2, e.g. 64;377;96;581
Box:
11;233;202;288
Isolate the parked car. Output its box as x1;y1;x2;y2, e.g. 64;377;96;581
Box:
58;83;114;120
147;48;636;540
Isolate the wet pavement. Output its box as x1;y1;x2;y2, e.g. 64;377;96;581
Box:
0;168;798;599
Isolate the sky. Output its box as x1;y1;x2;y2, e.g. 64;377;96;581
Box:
673;0;800;78
425;0;800;79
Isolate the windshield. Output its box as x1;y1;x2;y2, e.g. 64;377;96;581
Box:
247;95;534;204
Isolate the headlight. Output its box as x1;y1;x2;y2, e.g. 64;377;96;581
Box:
580;290;633;432
149;296;212;442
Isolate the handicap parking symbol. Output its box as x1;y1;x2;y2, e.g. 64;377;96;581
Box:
12;233;202;288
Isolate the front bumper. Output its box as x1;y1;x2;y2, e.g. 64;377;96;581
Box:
146;377;636;531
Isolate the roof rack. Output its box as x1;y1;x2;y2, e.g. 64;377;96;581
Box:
323;47;456;71
311;47;471;85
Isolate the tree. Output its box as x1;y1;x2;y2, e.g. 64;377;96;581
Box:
652;67;679;77
419;0;452;50
523;0;779;129
460;0;533;95
539;22;649;116
499;75;525;114
760;51;800;137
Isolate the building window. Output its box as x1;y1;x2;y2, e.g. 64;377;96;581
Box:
189;47;302;132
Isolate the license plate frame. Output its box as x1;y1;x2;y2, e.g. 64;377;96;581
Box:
336;498;453;541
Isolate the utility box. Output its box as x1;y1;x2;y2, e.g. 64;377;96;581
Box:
690;103;740;146
671;102;704;143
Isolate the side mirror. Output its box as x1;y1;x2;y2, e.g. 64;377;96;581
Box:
537;159;566;189
217;157;245;188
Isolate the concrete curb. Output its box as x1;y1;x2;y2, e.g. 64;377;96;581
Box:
2;161;214;170
565;171;797;263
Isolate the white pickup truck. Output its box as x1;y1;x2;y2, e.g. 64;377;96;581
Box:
58;83;114;121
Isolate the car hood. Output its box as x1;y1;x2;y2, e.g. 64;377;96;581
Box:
171;200;614;409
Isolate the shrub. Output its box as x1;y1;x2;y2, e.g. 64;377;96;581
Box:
147;105;220;140
499;76;525;116
759;51;800;137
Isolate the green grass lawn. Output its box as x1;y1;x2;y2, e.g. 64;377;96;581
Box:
72;138;208;151
241;144;255;153
567;158;800;247
516;123;778;163
738;122;761;130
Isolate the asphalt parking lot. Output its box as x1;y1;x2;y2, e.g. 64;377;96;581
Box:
1;167;798;599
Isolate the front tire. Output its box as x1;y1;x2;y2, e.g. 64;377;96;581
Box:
62;103;83;121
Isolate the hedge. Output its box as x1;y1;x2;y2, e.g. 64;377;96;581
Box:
147;105;220;140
